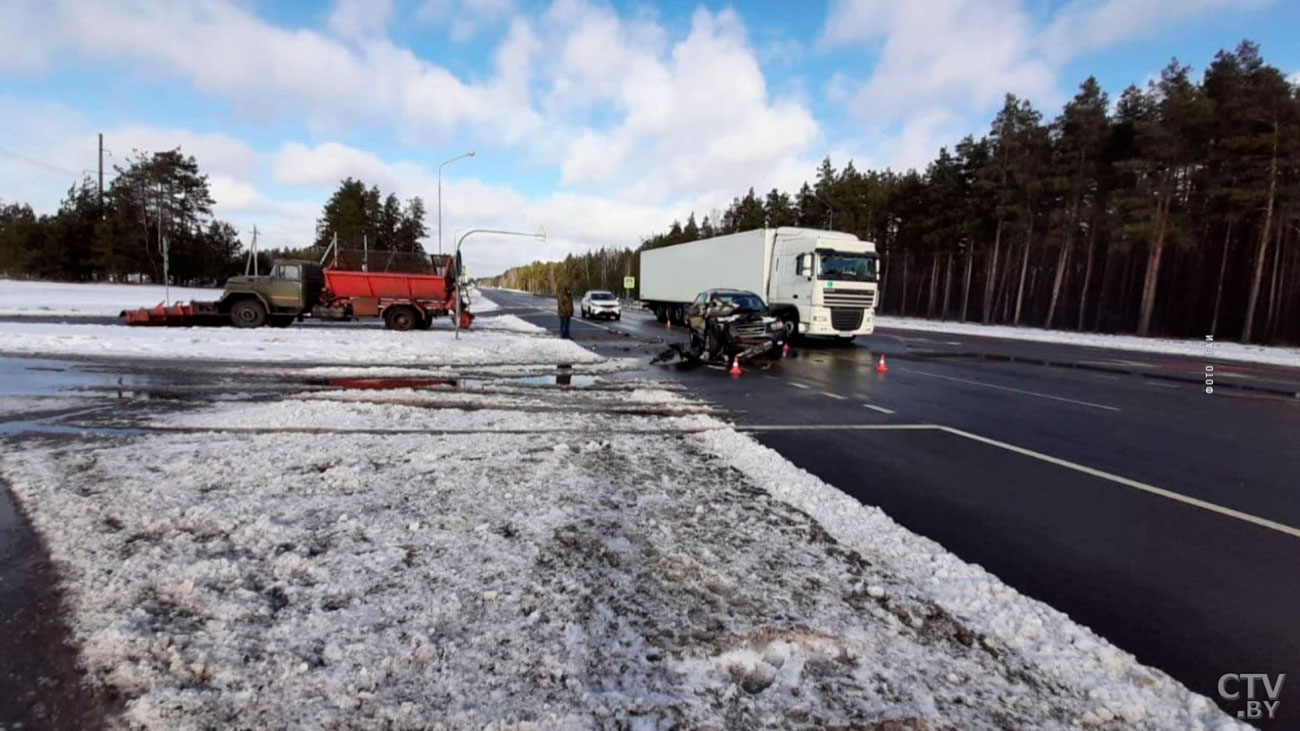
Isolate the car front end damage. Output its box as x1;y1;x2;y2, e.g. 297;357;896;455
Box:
653;305;787;367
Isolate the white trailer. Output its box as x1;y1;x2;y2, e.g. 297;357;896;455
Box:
639;227;879;339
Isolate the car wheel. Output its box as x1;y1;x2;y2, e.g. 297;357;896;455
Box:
230;299;267;328
704;330;722;360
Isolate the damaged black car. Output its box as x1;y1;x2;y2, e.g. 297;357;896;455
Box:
653;289;788;366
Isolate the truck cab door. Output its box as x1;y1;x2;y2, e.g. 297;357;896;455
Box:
770;238;816;308
267;264;303;310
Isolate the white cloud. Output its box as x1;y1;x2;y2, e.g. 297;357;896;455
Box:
822;0;1055;122
8;0;540;144
820;0;1271;172
328;0;395;38
1039;0;1273;64
548;5;818;208
418;0;517;41
266;140;669;274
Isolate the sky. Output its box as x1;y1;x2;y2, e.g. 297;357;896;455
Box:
1;0;1297;277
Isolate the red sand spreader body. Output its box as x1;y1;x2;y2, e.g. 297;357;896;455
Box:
123;254;473;331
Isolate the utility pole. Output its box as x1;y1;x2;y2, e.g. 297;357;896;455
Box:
159;182;169;303
97;133;104;215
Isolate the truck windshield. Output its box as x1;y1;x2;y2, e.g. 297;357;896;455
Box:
714;292;767;313
818;252;878;282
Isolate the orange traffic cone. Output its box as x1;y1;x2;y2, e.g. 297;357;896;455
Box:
729;356;742;375
875;354;888;373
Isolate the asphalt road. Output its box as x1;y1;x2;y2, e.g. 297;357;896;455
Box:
489;288;1300;728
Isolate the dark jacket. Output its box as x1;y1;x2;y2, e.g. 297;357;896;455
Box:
558;292;574;317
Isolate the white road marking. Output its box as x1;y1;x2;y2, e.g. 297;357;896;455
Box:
934;426;1300;539
790;382;811;390
820;391;847;400
1147;381;1182;389
863;404;895;414
740;421;1300;539
1092;374;1121;380
897;367;1121;412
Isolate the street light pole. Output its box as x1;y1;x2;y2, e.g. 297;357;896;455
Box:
438;151;476;257
455;228;546;339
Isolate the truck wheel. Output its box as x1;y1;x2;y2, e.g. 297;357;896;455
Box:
230;299;267;328
384;307;419;331
671;305;684;324
655;306;667;324
781;313;799;340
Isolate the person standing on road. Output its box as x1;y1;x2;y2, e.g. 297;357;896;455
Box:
558;288;574;339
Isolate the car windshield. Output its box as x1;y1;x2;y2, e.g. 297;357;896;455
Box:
590;292;615;300
713;292;767;313
819;252;879;282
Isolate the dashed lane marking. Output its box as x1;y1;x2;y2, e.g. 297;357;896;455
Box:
790;382;811;389
863;404;895;414
820;391;847;400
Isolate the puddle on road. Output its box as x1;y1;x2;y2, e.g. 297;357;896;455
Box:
0;357;154;398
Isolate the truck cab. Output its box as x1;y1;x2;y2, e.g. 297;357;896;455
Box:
767;231;879;340
220;259;326;328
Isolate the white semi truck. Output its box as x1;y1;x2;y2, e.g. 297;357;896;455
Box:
639;227;880;340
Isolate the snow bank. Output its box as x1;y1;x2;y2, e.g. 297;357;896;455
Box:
154;395;721;432
0;321;601;367
876;315;1300;369
0;279;219;317
0;383;1243;729
465;287;500;314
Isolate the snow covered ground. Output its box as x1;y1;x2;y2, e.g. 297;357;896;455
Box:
0;279;220;317
0;319;597;367
877;315;1300;369
1;380;1244;729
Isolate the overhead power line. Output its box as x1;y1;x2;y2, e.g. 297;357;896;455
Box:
0;144;86;178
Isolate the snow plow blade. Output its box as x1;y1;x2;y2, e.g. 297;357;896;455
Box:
121;301;225;327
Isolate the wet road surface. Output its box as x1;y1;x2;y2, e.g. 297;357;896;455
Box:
488;288;1300;728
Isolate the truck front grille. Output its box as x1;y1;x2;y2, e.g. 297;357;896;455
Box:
823;289;875;308
830;308;864;331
